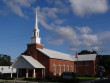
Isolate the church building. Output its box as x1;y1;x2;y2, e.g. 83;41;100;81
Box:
11;10;97;78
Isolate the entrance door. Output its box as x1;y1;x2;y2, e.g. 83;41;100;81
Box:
19;69;26;77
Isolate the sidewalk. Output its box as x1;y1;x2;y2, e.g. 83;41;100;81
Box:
80;78;100;83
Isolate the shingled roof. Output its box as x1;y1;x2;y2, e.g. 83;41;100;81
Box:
37;48;74;61
11;55;45;68
37;48;97;61
71;54;97;61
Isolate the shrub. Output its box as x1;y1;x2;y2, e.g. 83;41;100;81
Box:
23;77;42;81
24;77;36;81
5;77;16;80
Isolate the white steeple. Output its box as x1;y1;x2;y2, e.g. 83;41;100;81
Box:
35;9;39;30
31;9;41;44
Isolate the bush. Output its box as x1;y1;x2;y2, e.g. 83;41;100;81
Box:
24;77;36;81
5;77;16;80
23;77;42;81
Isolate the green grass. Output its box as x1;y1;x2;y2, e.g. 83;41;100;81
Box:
76;77;98;82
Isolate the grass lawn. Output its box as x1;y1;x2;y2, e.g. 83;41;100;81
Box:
76;77;98;82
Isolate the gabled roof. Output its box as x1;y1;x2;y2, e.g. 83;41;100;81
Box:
37;48;74;61
37;48;97;61
11;55;45;68
72;54;97;61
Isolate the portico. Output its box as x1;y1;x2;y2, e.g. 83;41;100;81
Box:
11;55;45;78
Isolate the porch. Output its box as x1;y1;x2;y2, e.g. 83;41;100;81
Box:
10;55;45;78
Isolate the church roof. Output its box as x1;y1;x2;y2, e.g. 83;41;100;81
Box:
37;48;74;61
22;55;45;68
11;55;45;68
71;54;97;61
37;48;97;61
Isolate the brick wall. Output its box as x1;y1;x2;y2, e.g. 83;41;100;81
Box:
75;60;96;76
49;59;74;76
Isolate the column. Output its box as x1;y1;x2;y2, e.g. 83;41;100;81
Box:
17;69;19;78
44;68;45;78
42;69;44;79
11;68;13;78
26;69;28;78
33;69;36;78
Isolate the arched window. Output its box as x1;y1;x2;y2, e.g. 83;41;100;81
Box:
63;65;66;72
37;32;39;37
53;63;56;75
67;65;69;72
59;64;61;76
34;31;36;36
71;65;74;72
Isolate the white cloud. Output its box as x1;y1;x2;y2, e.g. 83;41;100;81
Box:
97;31;110;45
55;26;77;40
37;6;67;30
54;19;66;24
77;27;91;34
46;37;64;45
46;0;70;14
69;0;109;16
1;0;35;17
81;34;99;47
41;7;58;18
91;46;108;52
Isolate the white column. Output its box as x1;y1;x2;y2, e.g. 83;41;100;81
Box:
42;69;43;79
17;69;19;78
11;68;13;78
33;69;36;78
44;68;45;78
26;69;28;78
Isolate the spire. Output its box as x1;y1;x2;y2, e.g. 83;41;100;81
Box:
30;8;41;44
35;9;39;30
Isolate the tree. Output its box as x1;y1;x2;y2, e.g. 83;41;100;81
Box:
78;50;97;55
0;54;11;66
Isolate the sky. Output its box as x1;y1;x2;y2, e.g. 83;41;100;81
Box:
0;0;110;60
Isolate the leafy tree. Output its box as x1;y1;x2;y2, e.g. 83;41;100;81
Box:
78;50;97;55
0;54;11;66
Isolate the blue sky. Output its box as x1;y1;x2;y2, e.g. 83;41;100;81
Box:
0;0;110;60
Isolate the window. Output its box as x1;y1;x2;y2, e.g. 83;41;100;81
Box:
71;65;74;72
34;31;36;36
67;65;69;72
59;64;61;75
53;63;56;75
63;65;66;72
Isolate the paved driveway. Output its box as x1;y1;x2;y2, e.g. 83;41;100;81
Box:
94;79;110;83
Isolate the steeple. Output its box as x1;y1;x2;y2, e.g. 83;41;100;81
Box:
31;9;41;44
35;9;39;30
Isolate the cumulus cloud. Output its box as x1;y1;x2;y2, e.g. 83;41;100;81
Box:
46;37;64;45
55;26;77;40
91;47;109;52
69;0;109;16
37;6;67;31
81;34;99;47
1;0;35;17
98;31;110;44
46;0;70;14
77;27;91;34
